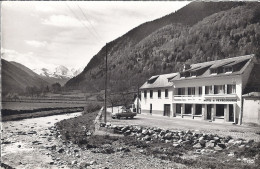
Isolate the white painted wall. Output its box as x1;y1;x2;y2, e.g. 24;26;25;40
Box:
243;98;260;124
141;87;173;115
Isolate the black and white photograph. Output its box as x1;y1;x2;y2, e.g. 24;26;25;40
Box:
1;0;260;168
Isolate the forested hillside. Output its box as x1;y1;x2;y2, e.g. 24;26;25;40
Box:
1;59;49;95
65;2;260;93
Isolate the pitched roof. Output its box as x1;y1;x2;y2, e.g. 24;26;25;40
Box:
170;54;254;82
140;73;177;89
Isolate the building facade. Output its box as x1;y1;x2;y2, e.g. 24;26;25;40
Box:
140;73;177;116
140;54;258;124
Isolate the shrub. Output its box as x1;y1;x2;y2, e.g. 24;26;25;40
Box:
84;103;101;114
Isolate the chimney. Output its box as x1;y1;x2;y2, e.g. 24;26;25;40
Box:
183;64;190;71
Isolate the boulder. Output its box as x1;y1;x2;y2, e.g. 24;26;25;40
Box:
143;135;151;141
153;127;161;133
182;140;191;145
238;145;245;149
217;143;226;149
198;136;204;141
185;130;192;134
199;140;206;146
124;130;131;136
214;145;223;151
234;140;243;145
148;129;155;135
58;148;65;153
151;133;159;139
71;160;77;165
136;133;142;138
164;133;172;140
213;137;220;142
206;142;215;148
121;126;129;132
173;143;180;148
160;130;166;136
142;129;149;135
165;140;172;143
248;139;254;144
177;139;183;144
193;143;202;149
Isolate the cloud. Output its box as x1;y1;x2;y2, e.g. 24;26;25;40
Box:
1;48;55;70
42;14;94;28
25;40;47;48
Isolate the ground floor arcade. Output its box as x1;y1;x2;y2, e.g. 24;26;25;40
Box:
141;103;237;123
172;103;236;123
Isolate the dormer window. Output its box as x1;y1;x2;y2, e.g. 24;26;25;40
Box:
190;71;197;77
210;68;218;74
224;66;233;73
180;72;186;78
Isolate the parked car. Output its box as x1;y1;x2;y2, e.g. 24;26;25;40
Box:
111;106;137;119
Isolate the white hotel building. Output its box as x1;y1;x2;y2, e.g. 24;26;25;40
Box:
140;54;259;124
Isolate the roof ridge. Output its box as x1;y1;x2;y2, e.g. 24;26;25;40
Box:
191;54;254;66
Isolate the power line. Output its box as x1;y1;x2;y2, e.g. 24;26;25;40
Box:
76;4;104;43
65;2;103;44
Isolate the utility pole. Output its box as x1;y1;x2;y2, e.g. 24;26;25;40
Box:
104;43;108;123
137;86;139;114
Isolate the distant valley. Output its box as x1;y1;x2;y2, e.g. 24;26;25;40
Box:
1;59;83;95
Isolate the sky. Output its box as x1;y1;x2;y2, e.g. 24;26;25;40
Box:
1;1;190;71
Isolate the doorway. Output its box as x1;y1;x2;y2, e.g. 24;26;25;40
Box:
164;104;170;117
216;104;225;117
207;104;212;120
229;104;234;122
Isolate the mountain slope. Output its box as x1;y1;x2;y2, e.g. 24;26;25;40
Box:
65;1;258;93
1;59;49;94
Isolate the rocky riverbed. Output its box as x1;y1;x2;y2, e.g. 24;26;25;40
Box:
1;112;81;169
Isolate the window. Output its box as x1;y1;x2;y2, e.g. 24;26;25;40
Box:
227;84;236;94
177;88;185;95
185;104;192;114
176;104;182;114
188;87;195;95
205;86;213;94
165;89;169;98
199;87;202;96
158;90;161;98
150;90;153;98
180;72;186;78
225;67;233;73
144;90;147;98
190;72;197;77
214;85;225;94
211;68;218;74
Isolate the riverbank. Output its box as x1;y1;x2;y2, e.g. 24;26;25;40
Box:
53;109;260;168
2;107;83;121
